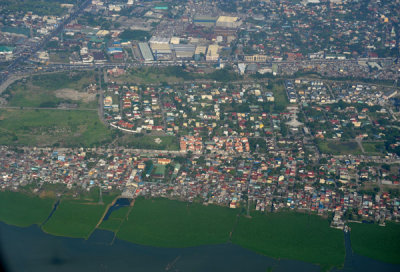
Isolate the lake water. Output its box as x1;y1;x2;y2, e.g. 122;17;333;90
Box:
0;222;399;272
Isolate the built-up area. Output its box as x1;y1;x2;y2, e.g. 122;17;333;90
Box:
2;76;400;229
1;0;399;80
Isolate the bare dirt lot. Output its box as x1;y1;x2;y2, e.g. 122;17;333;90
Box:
55;89;96;103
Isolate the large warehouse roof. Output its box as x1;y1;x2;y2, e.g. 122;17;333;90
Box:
217;16;239;23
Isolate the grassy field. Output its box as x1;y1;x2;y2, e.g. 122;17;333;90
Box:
115;67;184;84
98;207;130;232
362;142;386;154
5;71;97;109
116;198;238;247
317;140;362;155
231;212;345;270
0;191;55;227
0;109;112;147
271;82;290;111
350;222;400;264
118;135;179;150
42;191;118;238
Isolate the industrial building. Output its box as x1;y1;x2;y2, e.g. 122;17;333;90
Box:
244;54;267;62
138;42;154;61
206;44;219;61
194;45;207;61
216;16;241;28
172;44;196;59
193;15;217;27
149;36;171;60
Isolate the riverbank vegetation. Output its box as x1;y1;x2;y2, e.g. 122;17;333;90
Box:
231;212;345;271
41;190;118;238
0;191;55;227
3;192;400;269
350;222;400;264
117;198;237;247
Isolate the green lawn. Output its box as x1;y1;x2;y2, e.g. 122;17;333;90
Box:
350;222;400;264
42;192;117;238
317;140;362;155
116;198;237;247
231;212;345;270
0;191;55;227
118;135;179;150
0;109;112;147
154;164;166;176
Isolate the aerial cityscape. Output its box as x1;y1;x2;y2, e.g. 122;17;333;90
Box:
0;0;399;271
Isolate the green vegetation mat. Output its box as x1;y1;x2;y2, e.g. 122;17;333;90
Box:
0;191;55;227
350;222;400;264
98;207;130;232
231;212;345;270
0;109;112;147
116;198;237;247
42;192;117;238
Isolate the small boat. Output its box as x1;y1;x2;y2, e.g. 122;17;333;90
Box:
344;225;349;233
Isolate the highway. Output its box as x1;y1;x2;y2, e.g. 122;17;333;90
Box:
0;0;91;86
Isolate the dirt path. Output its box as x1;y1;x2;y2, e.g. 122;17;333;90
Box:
94;195;120;229
110;198;135;245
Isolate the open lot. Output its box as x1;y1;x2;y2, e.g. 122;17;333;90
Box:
0;109;113;147
317;140;362;155
118;135;179;150
4;71;98;109
362;142;386;154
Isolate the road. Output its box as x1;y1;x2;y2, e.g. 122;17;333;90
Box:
0;0;91;86
0;105;97;111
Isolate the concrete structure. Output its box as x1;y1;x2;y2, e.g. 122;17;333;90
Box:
216;16;241;28
194;45;207;61
138;42;154;61
172;44;196;59
149;36;171;60
244;54;267;62
206;44;219;61
193;16;217;27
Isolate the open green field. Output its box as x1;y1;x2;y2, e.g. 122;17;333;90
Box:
231;212;345;270
362;142;386;154
0;109;112;147
317;140;362;155
42;192;118;238
113;66;241;85
0;191;55;227
98;207;130;232
271;82;290;111
115;67;184;84
5;71;98;109
118;135;179;150
116;198;238;247
350;222;400;264
154;164;166;175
